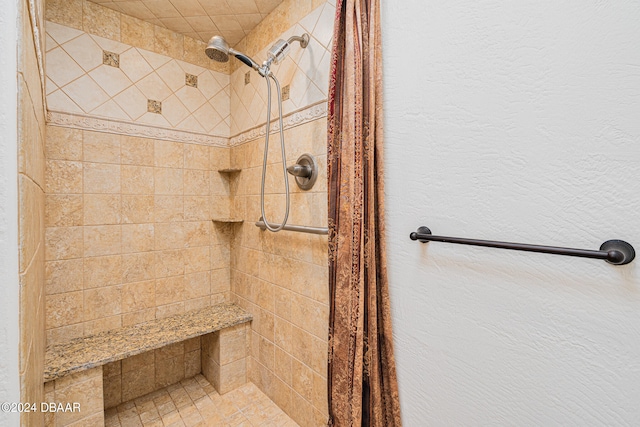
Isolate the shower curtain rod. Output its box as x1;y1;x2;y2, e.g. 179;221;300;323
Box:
410;226;635;265
255;217;328;235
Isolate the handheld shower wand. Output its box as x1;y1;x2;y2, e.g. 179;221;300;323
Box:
205;34;310;232
205;35;262;72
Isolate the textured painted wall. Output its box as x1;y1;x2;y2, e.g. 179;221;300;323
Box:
0;0;21;424
382;1;640;425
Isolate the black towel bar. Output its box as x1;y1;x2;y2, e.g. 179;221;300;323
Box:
410;226;635;265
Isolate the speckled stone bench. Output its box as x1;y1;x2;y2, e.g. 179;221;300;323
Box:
43;303;252;427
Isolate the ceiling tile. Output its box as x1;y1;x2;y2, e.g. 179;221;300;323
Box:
143;0;181;18
211;15;242;32
235;14;262;31
228;0;259;15
117;1;156;20
184;16;218;33
255;0;281;15
197;0;234;16
221;30;245;46
87;0;285;47
168;0;206;17
160;17;195;34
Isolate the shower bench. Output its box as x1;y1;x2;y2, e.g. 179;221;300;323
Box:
43;303;252;427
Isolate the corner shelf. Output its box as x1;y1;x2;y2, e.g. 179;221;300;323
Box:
214;168;243;227
218;168;242;174
211;218;244;224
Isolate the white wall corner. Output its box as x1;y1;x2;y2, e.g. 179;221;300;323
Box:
0;0;22;424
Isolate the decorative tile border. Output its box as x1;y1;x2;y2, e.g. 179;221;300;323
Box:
47;110;228;147
229;101;327;146
47;100;326;148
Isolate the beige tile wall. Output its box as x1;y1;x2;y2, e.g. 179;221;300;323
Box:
44;367;105;426
45;0;228;74
230;118;329;427
232;0;332;74
44;126;232;345
102;337;202;408
229;1;334;136
42;1;331;425
18;0;46;425
225;2;331;425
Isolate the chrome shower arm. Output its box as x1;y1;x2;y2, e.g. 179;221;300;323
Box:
287;34;309;48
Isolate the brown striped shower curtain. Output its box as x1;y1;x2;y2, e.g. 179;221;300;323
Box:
326;0;402;425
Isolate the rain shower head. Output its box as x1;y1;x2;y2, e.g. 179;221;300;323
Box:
205;35;260;71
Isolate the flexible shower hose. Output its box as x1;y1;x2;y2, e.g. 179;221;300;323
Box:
260;72;290;232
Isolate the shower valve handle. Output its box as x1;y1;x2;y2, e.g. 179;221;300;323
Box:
287;164;312;178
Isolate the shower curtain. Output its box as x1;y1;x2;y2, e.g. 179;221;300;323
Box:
326;0;402;425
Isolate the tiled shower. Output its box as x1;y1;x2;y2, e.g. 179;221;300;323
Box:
19;0;335;425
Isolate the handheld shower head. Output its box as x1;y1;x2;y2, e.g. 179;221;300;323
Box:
205;35;261;71
205;35;230;62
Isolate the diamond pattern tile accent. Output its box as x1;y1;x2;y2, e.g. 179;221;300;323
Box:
87;0;285;44
157;60;186;92
47;20;230;137
45;1;329;140
120;48;154;83
175;86;206;113
89;65;132;97
147;99;162;114
61;34;103;72
103;51;120;67
229;3;335;136
61;75;110;112
46;47;85;87
185;73;198;88
114;85;152;120
137;72;173;100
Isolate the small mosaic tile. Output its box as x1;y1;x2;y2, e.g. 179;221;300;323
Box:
147;99;162;114
244;71;251;85
103;51;119;68
282;85;290;101
185;73;198;88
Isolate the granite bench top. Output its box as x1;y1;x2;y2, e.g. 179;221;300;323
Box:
44;303;252;382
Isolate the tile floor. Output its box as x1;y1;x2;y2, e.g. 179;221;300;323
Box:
104;375;299;427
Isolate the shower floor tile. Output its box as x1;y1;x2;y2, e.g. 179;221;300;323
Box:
104;375;299;427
